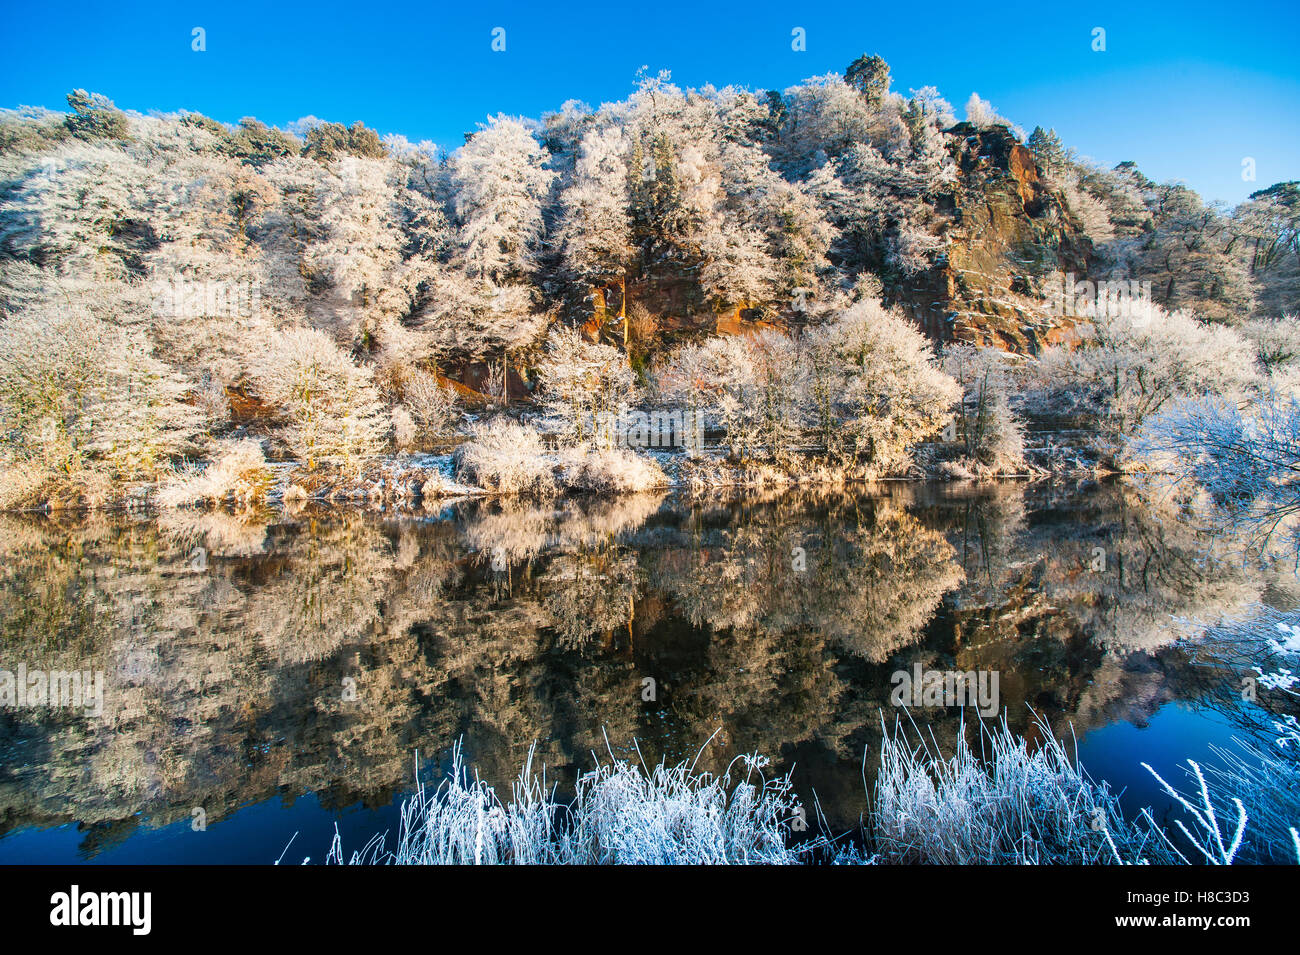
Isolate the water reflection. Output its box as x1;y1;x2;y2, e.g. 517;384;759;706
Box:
0;481;1281;858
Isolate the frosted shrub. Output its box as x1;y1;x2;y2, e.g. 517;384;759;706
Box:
0;307;198;508
807;299;960;471
251;327;388;477
537;327;636;447
1242;314;1300;376
554;445;668;493
391;406;417;450
1037;304;1258;452
157;438;272;508
454;417;555;495
401;368;460;438
656;298;957;473
973;387;1026;473
658;335;761;459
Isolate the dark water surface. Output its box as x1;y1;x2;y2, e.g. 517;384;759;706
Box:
0;481;1285;862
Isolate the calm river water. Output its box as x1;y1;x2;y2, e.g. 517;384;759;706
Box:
0;480;1285;862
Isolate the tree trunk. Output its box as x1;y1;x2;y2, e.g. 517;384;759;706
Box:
620;275;628;348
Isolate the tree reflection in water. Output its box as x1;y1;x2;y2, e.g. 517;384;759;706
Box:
0;480;1284;856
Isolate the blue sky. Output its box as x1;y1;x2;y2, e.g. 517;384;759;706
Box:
2;0;1297;205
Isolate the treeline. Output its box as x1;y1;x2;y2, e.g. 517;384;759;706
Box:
0;58;1297;508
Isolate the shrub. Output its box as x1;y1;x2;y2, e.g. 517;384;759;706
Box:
0;307;198;508
1036;304;1258;449
555;446;668;493
401;368;460;438
537;327;636;447
656;300;958;474
805;299;960;471
391;406;417;450
454;417;555;495
251;327;388;477
156;438;273;508
942;344;1027;476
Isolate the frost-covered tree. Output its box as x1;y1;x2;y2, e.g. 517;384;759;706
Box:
303;157;404;325
809;140;948;281
627;126;714;273
537;327;636;447
658;329;803;459
698;138;831;314
449;115;555;285
804;299;960;469
775;74;876;174
845;54;892;109
941;344;1027;475
301;121;387;162
1233;182;1300;318
64;90;129;141
251;327;388;475
964;94;999;129
739;329;806;453
0;141;154;289
0;306;199;507
418;274;547;403
699;214;780;313
657;334;761;459
1037;304;1259;446
658;297;956;470
1133;395;1300;558
1057;172;1118;245
555;125;635;325
1129;183;1254;322
1241;316;1300;389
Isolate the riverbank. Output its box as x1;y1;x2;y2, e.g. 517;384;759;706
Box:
2;429;1106;516
318;716;1292;865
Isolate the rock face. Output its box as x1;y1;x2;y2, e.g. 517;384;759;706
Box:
603;124;1097;357
497;125;1098;385
897;124;1095;353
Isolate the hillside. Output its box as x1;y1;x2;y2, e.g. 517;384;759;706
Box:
0;57;1298;508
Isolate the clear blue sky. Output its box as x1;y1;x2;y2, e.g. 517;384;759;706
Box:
2;0;1297;205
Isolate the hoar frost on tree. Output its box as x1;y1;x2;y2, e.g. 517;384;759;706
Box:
449;115;554;286
1;64;1297;506
251;327;388;477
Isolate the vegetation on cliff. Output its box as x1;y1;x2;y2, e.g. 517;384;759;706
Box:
1;59;1297;509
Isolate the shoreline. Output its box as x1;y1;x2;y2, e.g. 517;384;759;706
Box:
0;444;1111;517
